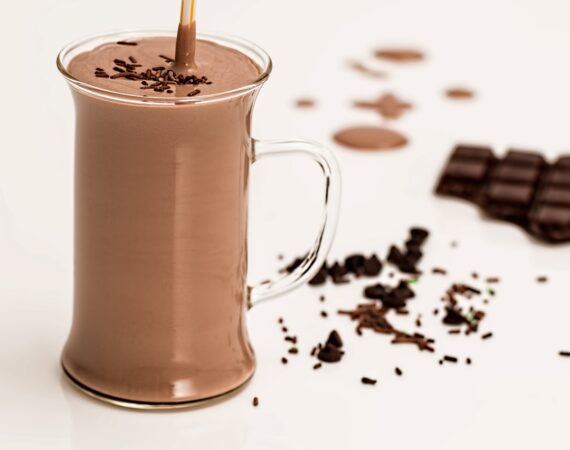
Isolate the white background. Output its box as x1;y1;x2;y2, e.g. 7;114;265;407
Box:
1;0;570;448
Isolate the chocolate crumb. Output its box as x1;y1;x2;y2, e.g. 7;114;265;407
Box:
466;357;472;365
319;295;325;302
444;355;458;363
281;357;288;364
278;318;284;324
313;363;322;370
537;276;548;283
320;311;328;318
361;377;377;385
117;41;138;46
486;277;500;284
252;397;259;407
482;332;493;340
395;367;403;376
187;89;201;97
288;347;299;354
432;267;447;275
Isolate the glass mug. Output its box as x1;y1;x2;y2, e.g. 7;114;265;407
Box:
57;30;340;409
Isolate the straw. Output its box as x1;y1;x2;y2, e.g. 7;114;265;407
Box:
180;0;197;26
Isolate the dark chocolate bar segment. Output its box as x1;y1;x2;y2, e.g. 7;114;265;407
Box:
528;155;570;242
435;144;495;202
435;145;570;243
529;205;570;242
479;151;545;224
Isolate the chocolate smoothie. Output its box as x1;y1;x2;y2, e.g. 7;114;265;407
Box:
61;33;265;404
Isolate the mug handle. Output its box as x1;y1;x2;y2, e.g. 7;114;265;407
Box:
248;139;341;308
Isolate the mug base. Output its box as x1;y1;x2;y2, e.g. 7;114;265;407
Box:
61;363;254;410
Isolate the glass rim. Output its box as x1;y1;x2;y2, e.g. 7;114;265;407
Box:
56;28;273;105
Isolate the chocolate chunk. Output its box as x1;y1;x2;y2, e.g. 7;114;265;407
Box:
326;330;344;348
381;291;408;309
328;262;349;284
284;257;304;273
363;254;383;276
395;280;415;301
317;342;344;363
361;377;377;385
442;307;466;325
309;264;328;286
387;245;404;265
363;283;387;300
409;227;429;245
345;254;366;275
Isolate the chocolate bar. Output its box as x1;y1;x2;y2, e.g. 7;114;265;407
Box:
435;145;570;243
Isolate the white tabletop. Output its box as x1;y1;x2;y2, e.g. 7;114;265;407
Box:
1;0;570;448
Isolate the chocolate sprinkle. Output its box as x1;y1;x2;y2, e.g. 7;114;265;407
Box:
482;332;493;340
443;355;458;363
395;367;403;376
559;351;570;357
361;377;377;385
252;397;259;407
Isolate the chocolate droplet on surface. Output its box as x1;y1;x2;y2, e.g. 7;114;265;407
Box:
333;126;408;151
445;87;475;99
375;48;424;63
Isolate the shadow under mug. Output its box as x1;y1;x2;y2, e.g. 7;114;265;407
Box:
57;30;341;409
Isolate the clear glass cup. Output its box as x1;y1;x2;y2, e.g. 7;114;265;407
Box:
57;29;341;409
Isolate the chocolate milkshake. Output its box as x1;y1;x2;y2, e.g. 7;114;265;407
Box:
61;33;264;404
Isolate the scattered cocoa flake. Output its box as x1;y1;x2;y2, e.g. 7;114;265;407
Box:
472;272;479;279
252;397;259;407
559;351;570;357
278;318;284;324
319;295;325;302
320;311;328;318
361;377;377;385
486;277;500;284
284;336;297;344
432;267;447;275
448;329;461;335
281;357;288;365
466;357;472;365
482;332;493;340
281;327;288;333
288;347;299;354
395;367;403;376
537;276;548;283
313;363;322;370
443;355;458;363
